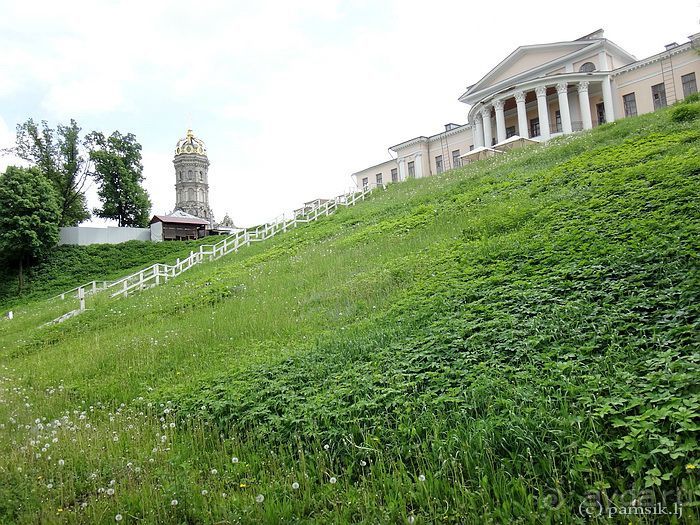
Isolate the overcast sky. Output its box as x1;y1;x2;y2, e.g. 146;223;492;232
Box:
0;0;698;226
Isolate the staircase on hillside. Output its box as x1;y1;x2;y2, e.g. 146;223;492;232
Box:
47;185;381;325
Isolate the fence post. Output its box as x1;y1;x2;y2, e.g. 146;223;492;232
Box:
78;287;85;311
139;271;144;289
155;264;160;285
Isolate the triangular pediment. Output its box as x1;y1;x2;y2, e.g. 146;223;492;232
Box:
466;40;598;96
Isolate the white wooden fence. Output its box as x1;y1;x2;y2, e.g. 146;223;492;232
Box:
49;185;378;323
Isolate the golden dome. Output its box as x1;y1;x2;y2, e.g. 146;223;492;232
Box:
175;129;207;156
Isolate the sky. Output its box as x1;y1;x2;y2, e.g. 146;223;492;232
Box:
0;0;698;227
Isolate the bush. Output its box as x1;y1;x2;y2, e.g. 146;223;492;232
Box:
682;92;700;104
671;101;700;122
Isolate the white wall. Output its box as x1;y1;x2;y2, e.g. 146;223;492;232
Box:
59;226;153;245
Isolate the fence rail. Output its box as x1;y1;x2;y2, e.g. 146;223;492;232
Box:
49;185;378;324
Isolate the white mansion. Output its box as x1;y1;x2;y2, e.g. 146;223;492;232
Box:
352;29;700;189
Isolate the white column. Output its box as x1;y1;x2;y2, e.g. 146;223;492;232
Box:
414;153;423;178
481;105;492;147
577;81;593;130
556;82;572;134
493;99;506;144
601;76;615;123
514;91;529;138
398;158;407;181
472;117;484;148
535;86;550;140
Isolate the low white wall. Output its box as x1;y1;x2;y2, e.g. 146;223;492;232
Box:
59;226;153;245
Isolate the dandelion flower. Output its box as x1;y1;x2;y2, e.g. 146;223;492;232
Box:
58;459;65;467
329;477;337;484
255;494;265;503
115;514;123;522
210;468;218;475
47;483;53;489
687;464;696;470
171;499;178;506
418;474;426;482
107;488;115;496
201;490;208;496
292;482;300;490
231;457;239;464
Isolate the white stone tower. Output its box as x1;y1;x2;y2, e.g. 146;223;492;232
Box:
173;129;213;221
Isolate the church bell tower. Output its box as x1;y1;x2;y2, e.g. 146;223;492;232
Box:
173;129;213;221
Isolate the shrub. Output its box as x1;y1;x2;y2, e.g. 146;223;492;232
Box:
671;102;700;122
682;92;700;104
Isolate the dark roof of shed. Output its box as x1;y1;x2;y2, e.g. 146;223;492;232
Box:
150;215;210;225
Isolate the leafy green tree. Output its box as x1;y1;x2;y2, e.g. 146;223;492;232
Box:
7;118;91;226
86;131;152;227
0;166;60;291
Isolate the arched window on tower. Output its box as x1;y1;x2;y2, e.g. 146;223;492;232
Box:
188;188;195;201
579;62;596;73
199;171;203;182
188;170;193;181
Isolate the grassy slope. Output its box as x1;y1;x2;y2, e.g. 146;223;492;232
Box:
0;106;699;524
0;238;214;309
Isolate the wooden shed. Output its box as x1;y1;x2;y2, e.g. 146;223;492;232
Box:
150;214;209;241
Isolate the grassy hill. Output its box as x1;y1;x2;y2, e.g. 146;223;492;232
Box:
0;238;214;309
0;104;698;524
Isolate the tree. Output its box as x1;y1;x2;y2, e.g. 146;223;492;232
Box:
0;166;61;291
86;131;152;227
7;118;91;226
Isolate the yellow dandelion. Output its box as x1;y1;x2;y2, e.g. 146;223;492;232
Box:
239;483;247;488
686;464;696;470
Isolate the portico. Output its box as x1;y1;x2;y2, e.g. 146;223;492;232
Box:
459;31;635;147
469;76;614;147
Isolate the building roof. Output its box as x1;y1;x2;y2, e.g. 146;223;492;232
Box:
390;123;470;152
458;30;637;105
150;214;210;225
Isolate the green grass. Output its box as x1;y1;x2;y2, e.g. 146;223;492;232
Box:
0;237;214;309
0;105;699;524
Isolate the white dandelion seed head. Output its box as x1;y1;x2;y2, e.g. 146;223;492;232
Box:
360;460;367;467
58;459;65;466
231;457;239;464
329;477;337;484
171;499;178;506
201;489;208;495
255;494;265;503
418;474;426;482
323;444;330;450
210;468;218;475
115;514;123;522
408;515;416;524
107;488;115;496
